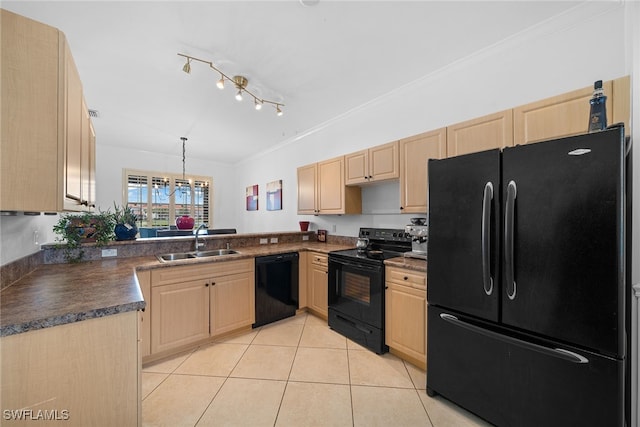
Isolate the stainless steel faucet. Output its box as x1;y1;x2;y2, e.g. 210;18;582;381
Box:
195;224;207;251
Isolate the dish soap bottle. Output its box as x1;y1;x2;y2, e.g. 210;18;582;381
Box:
588;80;607;133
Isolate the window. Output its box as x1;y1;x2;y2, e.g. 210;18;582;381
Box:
124;169;212;228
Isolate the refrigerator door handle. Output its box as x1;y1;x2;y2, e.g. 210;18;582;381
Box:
505;180;517;300
439;313;589;364
482;182;494;295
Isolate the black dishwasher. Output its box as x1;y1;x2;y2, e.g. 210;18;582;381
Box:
253;252;299;327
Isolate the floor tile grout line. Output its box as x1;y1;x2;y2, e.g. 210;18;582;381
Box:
195;324;268;427
416;387;436;427
346;337;356;427
140;371;171;402
271;312;309;426
192;375;230;427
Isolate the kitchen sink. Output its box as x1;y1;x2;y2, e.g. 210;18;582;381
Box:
193;249;239;257
157;252;196;262
156;249;239;263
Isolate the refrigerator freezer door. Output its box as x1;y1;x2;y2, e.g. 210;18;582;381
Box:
501;128;625;358
428;306;625;427
427;149;501;321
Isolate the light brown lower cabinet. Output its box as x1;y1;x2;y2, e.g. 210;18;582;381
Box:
151;278;211;354
385;266;426;370
210;272;255;336
307;252;328;319
148;259;255;360
0;311;140;426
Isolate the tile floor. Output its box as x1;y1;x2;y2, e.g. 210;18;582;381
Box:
142;312;492;427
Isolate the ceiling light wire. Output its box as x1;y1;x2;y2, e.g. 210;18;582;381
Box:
178;53;284;116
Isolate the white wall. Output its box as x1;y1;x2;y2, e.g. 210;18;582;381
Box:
234;2;630;238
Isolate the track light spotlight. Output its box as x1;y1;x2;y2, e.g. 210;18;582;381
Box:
276;105;283;117
182;58;191;74
216;75;225;90
235;90;243;101
255;99;263;110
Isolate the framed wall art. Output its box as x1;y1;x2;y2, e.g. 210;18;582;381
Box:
266;179;282;211
246;184;258;211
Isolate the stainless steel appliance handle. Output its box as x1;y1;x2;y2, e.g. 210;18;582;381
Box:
482;182;494;296
439;313;589;364
504;180;517;300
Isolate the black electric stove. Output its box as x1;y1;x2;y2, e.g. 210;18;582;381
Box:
329;228;412;264
327;228;411;353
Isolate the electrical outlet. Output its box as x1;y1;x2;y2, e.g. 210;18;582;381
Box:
270;237;278;244
101;248;117;257
260;238;268;244
302;235;309;241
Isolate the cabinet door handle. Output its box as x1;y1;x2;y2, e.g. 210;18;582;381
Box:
205;283;209;287
403;276;408;280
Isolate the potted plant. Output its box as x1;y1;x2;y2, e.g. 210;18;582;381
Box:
112;203;139;241
53;211;115;262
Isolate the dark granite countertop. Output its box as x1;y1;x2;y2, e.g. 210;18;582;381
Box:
0;242;352;337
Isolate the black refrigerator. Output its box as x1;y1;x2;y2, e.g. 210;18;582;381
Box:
426;126;630;427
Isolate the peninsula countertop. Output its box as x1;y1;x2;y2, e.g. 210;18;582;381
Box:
0;242;352;337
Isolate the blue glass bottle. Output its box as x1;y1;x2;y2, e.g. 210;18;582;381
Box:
588;80;607;133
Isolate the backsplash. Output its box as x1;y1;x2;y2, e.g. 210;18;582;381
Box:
40;231;319;264
1;231;357;289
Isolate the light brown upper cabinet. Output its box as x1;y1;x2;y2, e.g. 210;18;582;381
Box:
513;81;614;146
0;10;95;212
399;128;446;214
447;110;514;156
611;75;630;131
298;157;362;215
297;163;318;215
345;141;399;185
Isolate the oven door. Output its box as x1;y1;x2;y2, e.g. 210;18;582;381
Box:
328;256;384;328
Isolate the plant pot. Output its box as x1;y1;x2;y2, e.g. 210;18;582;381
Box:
299;221;310;231
67;217;100;242
114;223;138;241
176;215;195;230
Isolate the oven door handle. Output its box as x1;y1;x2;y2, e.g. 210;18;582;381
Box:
328;257;382;272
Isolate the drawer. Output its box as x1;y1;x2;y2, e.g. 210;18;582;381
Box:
152;258;253;286
310;253;328;267
386;267;426;290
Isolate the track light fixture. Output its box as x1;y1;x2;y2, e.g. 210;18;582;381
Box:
178;53;284;116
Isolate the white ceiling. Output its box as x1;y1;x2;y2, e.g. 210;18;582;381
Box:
3;1;582;164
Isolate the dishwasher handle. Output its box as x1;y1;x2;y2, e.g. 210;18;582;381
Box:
255;252;299;265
